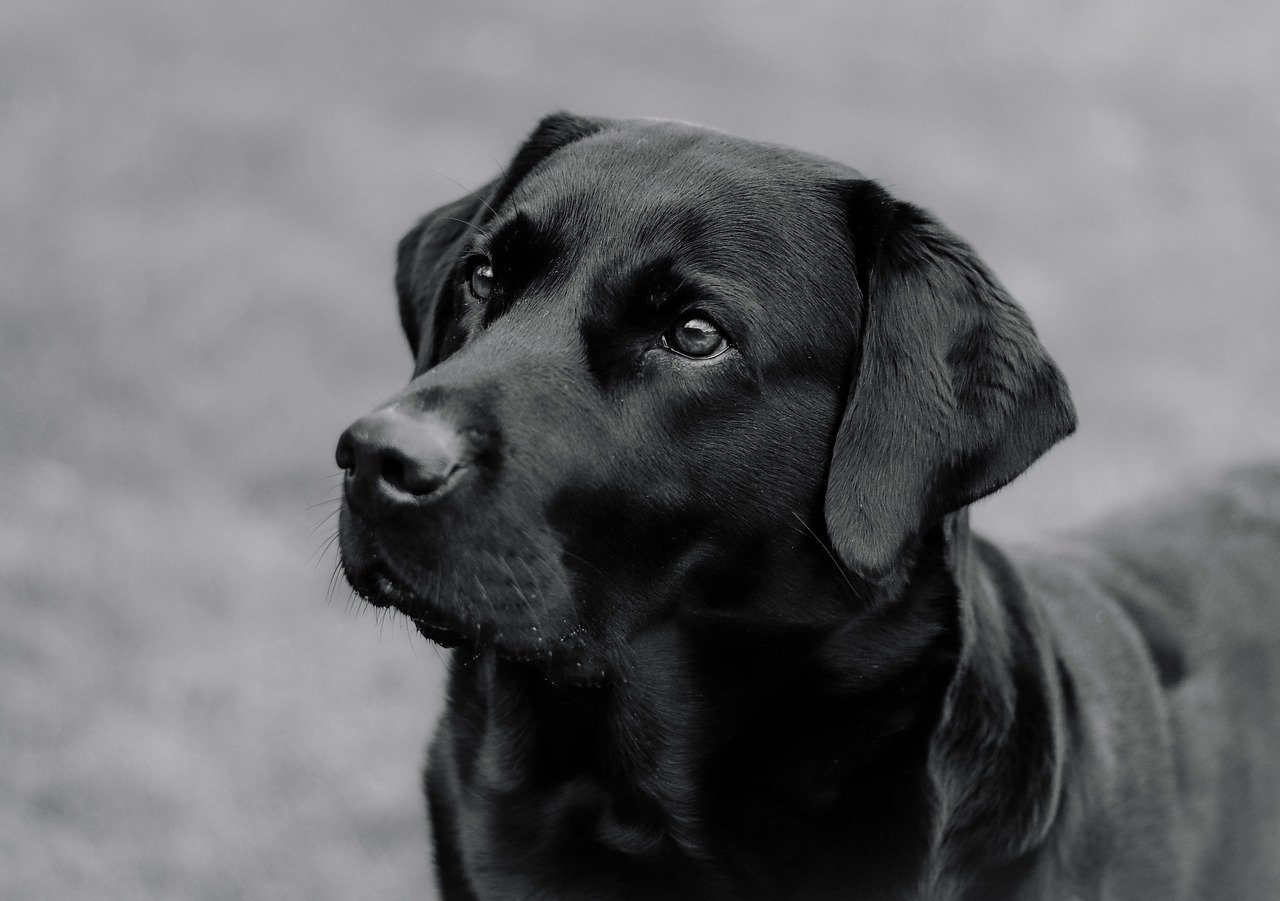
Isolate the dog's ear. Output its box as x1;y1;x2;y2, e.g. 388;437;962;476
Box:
395;189;494;364
395;111;609;366
824;180;1076;579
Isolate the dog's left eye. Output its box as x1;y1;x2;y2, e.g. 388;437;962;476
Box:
466;258;495;301
662;315;729;359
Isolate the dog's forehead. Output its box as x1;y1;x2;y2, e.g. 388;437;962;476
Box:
474;124;862;371
505;122;857;244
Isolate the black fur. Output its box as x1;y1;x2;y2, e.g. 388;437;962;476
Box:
338;114;1280;899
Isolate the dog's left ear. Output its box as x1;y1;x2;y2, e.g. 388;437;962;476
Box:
396;111;610;367
824;180;1076;579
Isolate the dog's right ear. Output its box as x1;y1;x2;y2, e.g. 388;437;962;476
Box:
395;111;609;368
823;180;1076;581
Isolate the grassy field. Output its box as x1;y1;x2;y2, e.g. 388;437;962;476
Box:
2;0;1278;897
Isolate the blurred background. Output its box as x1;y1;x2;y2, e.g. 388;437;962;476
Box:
3;0;1278;897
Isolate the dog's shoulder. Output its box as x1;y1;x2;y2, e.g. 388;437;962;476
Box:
980;461;1280;768
1093;460;1280;554
1007;461;1280;665
1084;460;1280;641
979;463;1280;896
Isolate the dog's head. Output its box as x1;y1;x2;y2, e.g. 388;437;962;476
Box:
336;114;1075;683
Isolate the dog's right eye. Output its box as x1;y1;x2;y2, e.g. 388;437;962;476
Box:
466;257;495;301
662;315;729;360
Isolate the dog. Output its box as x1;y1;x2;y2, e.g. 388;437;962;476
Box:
336;113;1280;899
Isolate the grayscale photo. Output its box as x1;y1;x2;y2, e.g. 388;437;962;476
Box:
5;2;1279;898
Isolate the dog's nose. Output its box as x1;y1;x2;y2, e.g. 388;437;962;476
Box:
336;408;465;516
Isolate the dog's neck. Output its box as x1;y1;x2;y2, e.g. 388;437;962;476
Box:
435;512;1068;899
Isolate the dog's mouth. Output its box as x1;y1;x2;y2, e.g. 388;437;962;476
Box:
341;554;473;648
336;505;608;683
335;504;489;650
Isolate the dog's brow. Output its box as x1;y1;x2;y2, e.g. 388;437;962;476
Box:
474;207;528;249
453;210;569;328
662;269;763;323
613;261;766;358
608;257;695;310
493;213;561;274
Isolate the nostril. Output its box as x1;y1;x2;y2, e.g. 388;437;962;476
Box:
379;452;409;493
378;446;454;496
335;432;355;474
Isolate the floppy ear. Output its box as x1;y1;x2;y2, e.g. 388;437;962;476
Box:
395;188;494;364
395;111;609;366
824;180;1076;579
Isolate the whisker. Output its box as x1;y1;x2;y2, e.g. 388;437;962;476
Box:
438;216;479;230
558;546;606;578
499;554;539;626
309;530;341;567
423;166;498;218
790;511;863;604
344;585;362;617
308;506;341;538
472;572;495;627
326;558;347;606
518;524;607;580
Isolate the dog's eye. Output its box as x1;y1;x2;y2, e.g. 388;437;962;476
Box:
662;315;729;359
466;257;495;301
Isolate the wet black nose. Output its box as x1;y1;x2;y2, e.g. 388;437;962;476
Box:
336;407;465;518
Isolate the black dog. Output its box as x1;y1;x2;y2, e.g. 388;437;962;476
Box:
336;113;1280;899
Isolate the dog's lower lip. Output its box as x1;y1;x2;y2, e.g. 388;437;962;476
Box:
412;617;465;648
339;508;474;646
358;552;473;647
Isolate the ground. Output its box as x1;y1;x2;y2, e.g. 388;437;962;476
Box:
2;0;1278;897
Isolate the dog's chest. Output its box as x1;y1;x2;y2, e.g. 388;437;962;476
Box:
451;769;716;900
433;670;724;898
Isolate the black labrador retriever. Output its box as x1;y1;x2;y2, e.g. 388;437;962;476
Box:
336;113;1280;900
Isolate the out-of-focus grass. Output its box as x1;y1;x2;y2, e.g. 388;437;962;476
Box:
1;0;1277;897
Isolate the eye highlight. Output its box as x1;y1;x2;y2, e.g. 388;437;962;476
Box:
662;315;729;360
466;256;495;301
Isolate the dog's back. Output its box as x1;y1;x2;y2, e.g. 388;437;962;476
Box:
1007;462;1280;899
